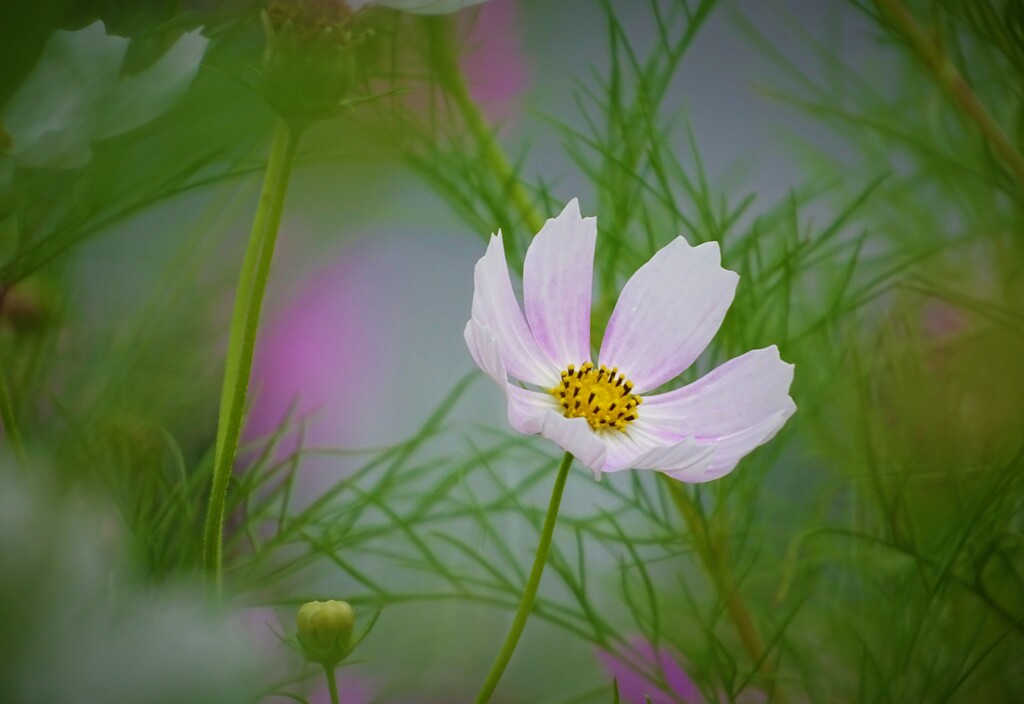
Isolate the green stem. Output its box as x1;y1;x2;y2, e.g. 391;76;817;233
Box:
0;352;28;470
474;452;574;704
442;47;545;236
324;665;341;704
201;119;301;588
873;0;1024;195
662;477;784;701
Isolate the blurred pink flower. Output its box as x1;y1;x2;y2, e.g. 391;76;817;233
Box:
247;251;378;458
459;0;529;119
349;0;491;14
597;637;703;704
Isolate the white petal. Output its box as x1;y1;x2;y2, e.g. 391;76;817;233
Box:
505;388;605;476
636;346;796;481
633;438;715;480
505;385;556;435
471;232;558;386
10;126;93;170
596;420;666;473
464;319;507;386
537;412;606;476
94;28;208;140
599;237;738;393
3;21;126;169
640;346;796;442
698;402;796;480
522;198;596;370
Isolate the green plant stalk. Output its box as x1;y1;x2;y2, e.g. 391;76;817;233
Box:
324;665;341;704
663;477;783;700
473;451;574;704
202;119;300;588
873;0;1024;195
0;354;28;470
442;53;545;237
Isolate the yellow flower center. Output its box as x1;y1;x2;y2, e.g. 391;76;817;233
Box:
550;362;641;432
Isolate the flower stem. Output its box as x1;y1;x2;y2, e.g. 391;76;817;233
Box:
473;451;574;704
662;477;784;701
0;352;28;470
873;0;1024;195
324;665;341;704
201;118;301;589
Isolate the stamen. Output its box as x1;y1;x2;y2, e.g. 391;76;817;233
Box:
549;363;642;432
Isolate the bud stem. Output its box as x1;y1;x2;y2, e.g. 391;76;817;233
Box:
202;118;301;590
0;352;28;471
473;451;574;704
324;664;341;704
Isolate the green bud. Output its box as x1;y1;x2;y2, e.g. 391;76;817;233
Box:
296;600;355;667
260;1;377;128
0;277;57;334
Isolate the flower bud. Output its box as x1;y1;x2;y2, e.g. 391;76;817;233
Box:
260;1;377;127
0;278;56;334
296;600;354;667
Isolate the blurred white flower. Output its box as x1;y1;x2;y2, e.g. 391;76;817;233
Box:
0;467;263;704
347;0;491;15
465;199;797;482
1;21;208;170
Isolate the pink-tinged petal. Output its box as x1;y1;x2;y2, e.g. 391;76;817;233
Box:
599;238;738;393
471;232;558;386
523;199;596;369
506;385;558;435
698;403;796;480
464;319;507;386
504;386;604;471
534;412;606;475
596;422;666;474
640;346;796;441
633;438;715;479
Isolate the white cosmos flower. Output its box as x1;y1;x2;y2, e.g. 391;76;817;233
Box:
1;21;208;170
347;0;490;14
464;199;797;482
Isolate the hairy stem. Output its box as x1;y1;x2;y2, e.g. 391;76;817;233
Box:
873;0;1024;195
202;119;300;589
473;452;574;704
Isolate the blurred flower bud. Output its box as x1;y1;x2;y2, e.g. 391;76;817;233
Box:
261;1;377;127
0;277;56;334
296;600;355;666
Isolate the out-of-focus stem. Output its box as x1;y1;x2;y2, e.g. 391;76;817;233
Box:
0;353;28;470
201;119;300;590
440;48;545;236
324;665;341;704
663;477;784;701
473;452;574;704
873;0;1024;195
